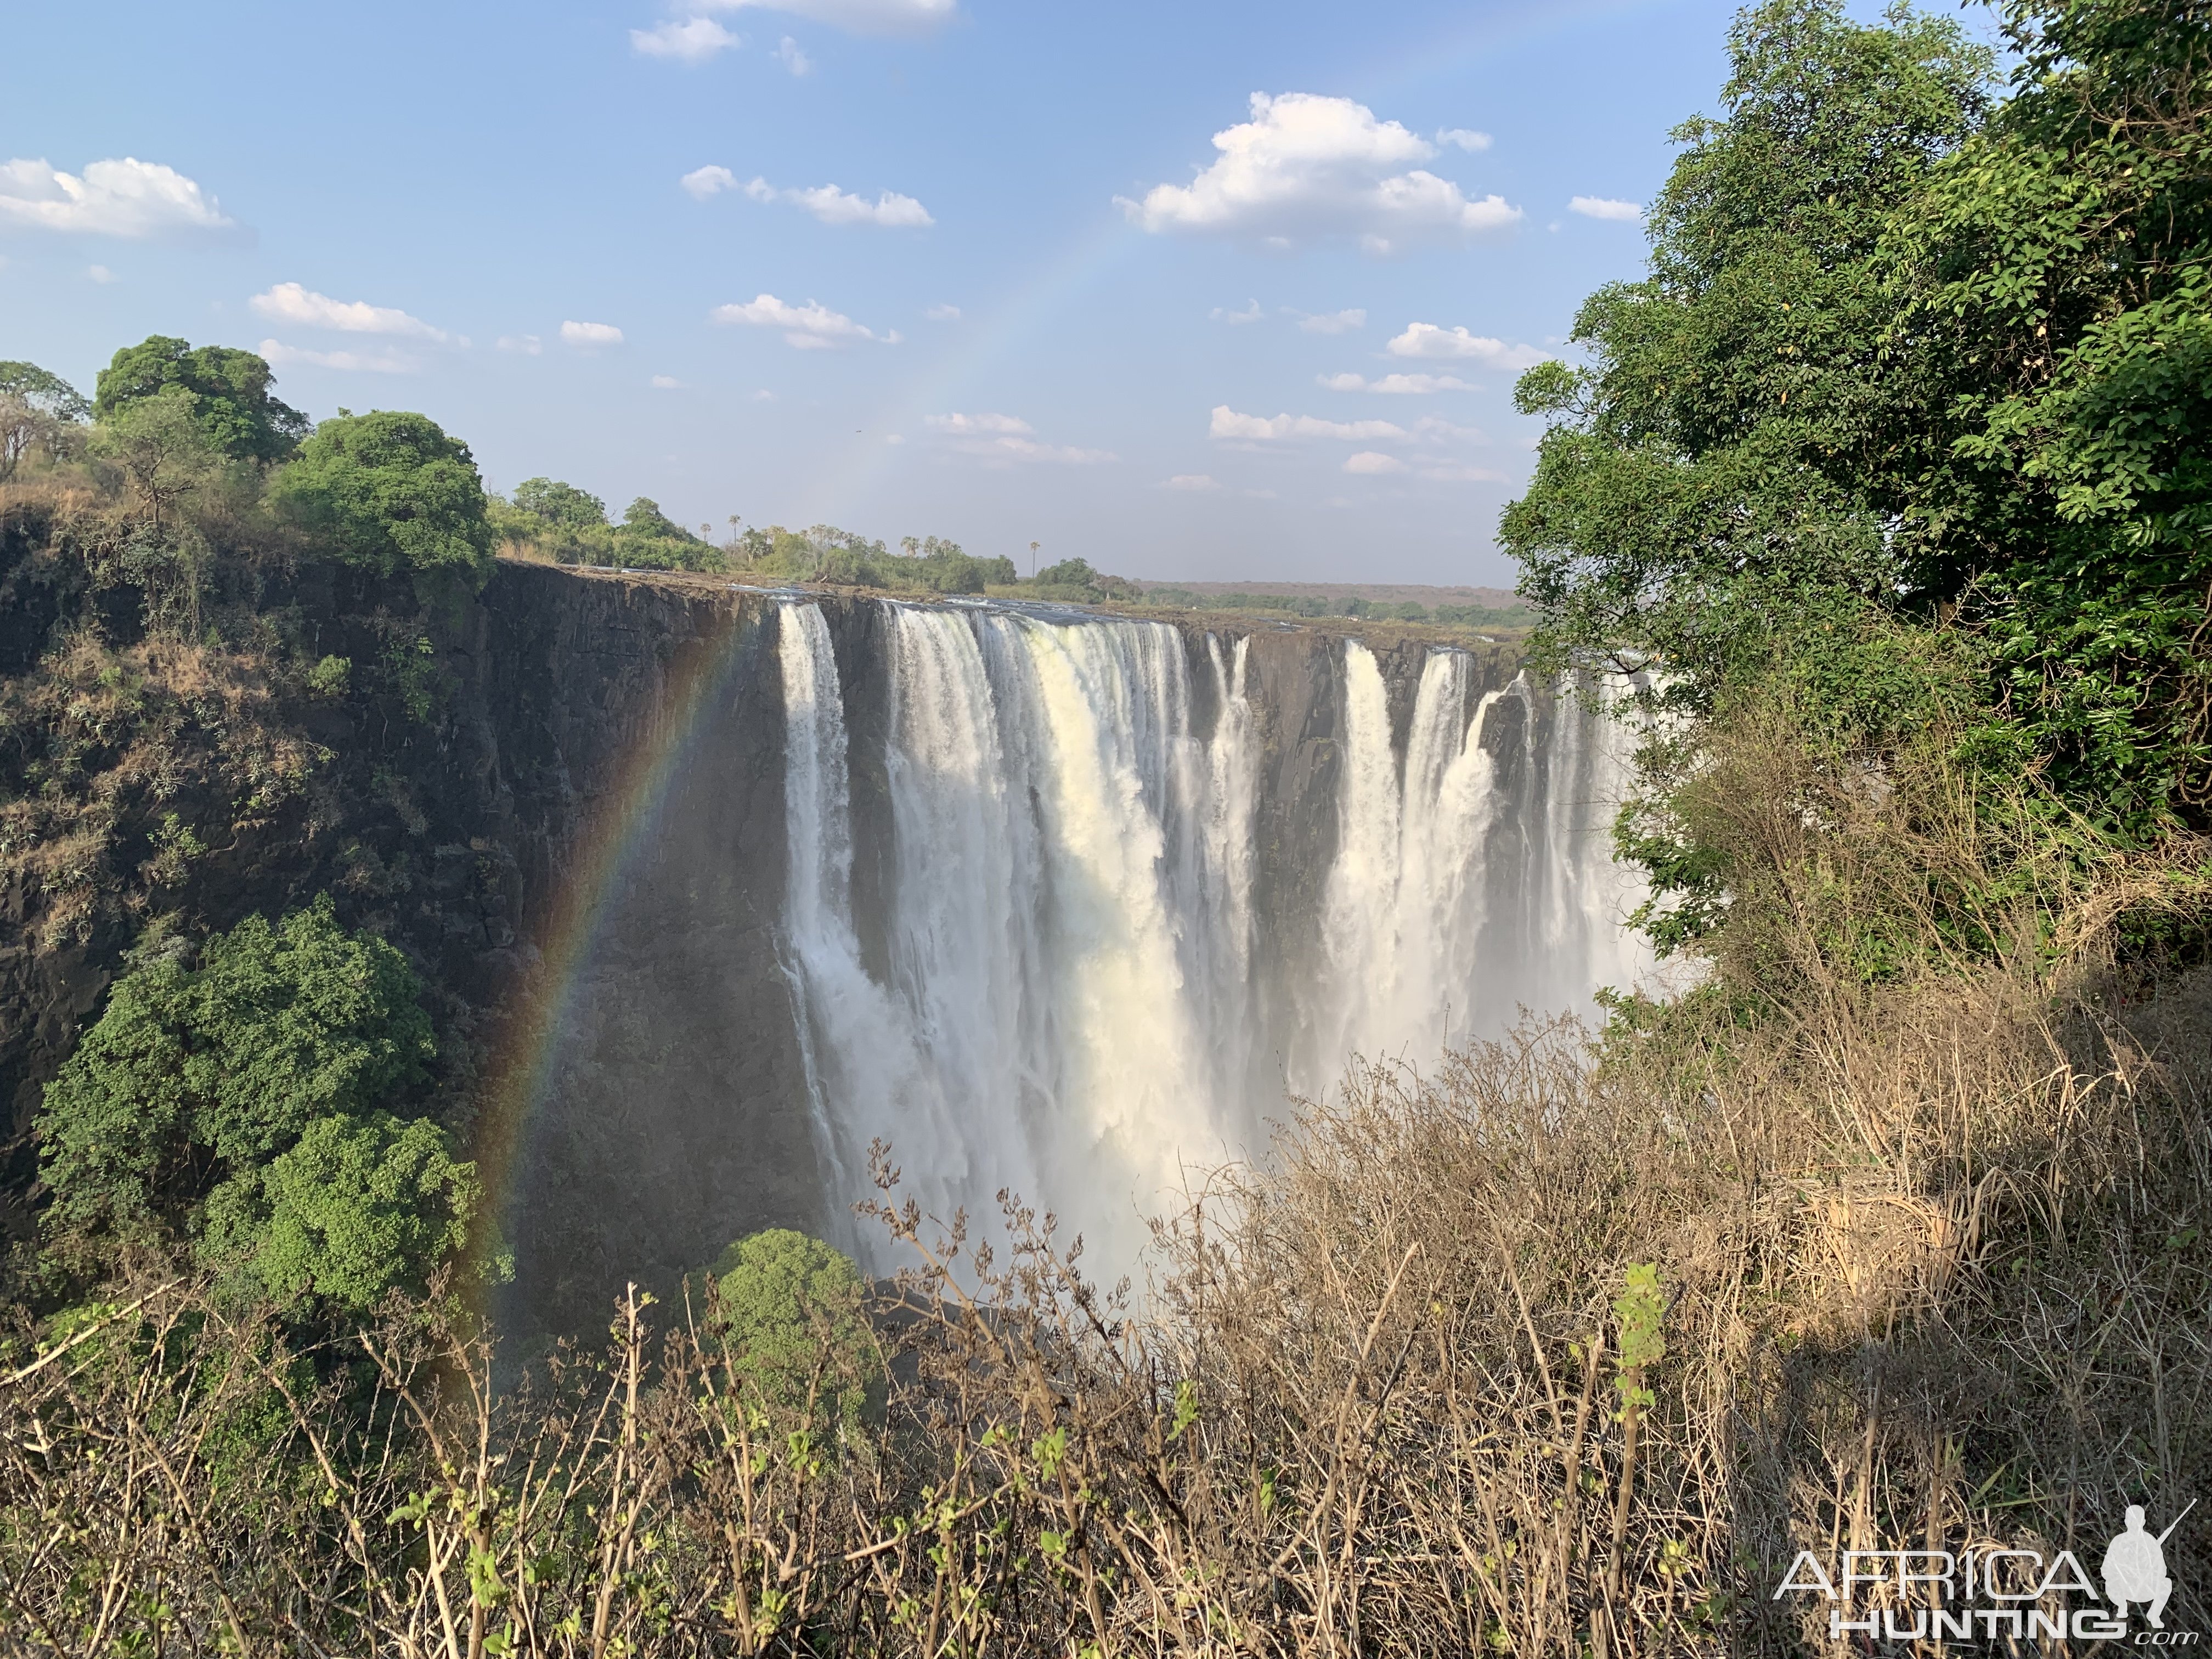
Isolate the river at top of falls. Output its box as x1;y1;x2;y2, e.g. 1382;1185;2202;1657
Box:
775;599;1650;1276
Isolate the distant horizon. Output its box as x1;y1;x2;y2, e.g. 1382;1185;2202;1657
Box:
1133;577;1521;606
1;0;1748;586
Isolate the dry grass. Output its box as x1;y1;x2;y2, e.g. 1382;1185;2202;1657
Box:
3;914;2205;1656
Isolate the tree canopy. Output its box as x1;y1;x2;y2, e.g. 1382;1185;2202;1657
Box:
93;336;309;465
1503;0;2212;854
707;1228;884;1429
270;410;495;582
512;477;607;531
39;899;437;1255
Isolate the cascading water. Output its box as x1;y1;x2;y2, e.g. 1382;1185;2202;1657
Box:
776;601;1649;1272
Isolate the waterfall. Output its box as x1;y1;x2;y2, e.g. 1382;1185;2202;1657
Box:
776;601;1649;1271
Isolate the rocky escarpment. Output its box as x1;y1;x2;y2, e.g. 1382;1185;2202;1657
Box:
4;551;1533;1333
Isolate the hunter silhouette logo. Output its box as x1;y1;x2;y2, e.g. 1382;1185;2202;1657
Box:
2106;1502;2193;1630
1773;1499;2199;1643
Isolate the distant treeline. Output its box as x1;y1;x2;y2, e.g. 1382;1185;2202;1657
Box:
1143;587;1534;628
495;482;1155;601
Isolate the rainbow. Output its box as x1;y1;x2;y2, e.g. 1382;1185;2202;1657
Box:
465;574;780;1312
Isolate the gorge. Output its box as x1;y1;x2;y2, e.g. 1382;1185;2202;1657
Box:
0;556;1650;1336
486;572;1649;1331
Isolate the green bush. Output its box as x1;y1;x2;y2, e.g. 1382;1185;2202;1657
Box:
705;1228;883;1431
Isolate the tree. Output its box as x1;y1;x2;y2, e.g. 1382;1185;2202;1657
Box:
1875;0;2212;833
1501;0;1996;708
88;385;223;527
1035;557;1101;590
0;360;91;423
200;1111;481;1314
93;336;309;464
270;410;495;582
706;1228;884;1429
0;361;89;483
39;899;437;1252
512;477;607;531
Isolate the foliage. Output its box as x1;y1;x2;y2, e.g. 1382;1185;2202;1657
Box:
706;1227;883;1429
735;523;1018;592
87;385;225;527
1879;0;2212;835
38;897;436;1255
92;336;309;464
270;410;495;583
1504;0;2212;964
1610;1262;1666;1412
201;1110;481;1314
0;362;89;483
1502;0;1995;704
511;475;607;531
0;360;89;422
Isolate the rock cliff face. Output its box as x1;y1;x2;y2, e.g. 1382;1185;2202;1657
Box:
455;574;1536;1335
3;554;1532;1335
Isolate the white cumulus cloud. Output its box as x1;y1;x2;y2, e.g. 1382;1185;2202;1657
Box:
497;334;543;355
1570;195;1642;222
1344;451;1408;475
695;0;955;35
0;156;235;239
1119;93;1521;253
631;18;742;59
927;412;1114;465
1209;406;1408;443
1210;298;1263;325
1437;128;1493;151
1293;307;1365;334
1319;371;1475;394
1165;475;1221;492
251;281;449;341
775;36;812;74
259;338;417;375
561;320;624;348
927;412;1033;436
712;292;898;348
1384;323;1549;369
740;176;932;227
651;375;685;389
924;303;961;321
681;164;739;199
86;264;117;284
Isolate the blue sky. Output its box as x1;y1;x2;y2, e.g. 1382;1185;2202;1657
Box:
4;0;1759;586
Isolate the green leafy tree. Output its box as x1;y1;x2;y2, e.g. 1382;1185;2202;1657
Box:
270;410;495;582
1876;0;2212;834
513;477;608;531
608;496;724;572
705;1228;883;1429
38;898;436;1252
0;360;91;422
93;336;309;464
1502;0;1995;708
1035;557;1099;590
200;1111;481;1314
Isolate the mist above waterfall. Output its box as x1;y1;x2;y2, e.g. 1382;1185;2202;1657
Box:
775;599;1650;1274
